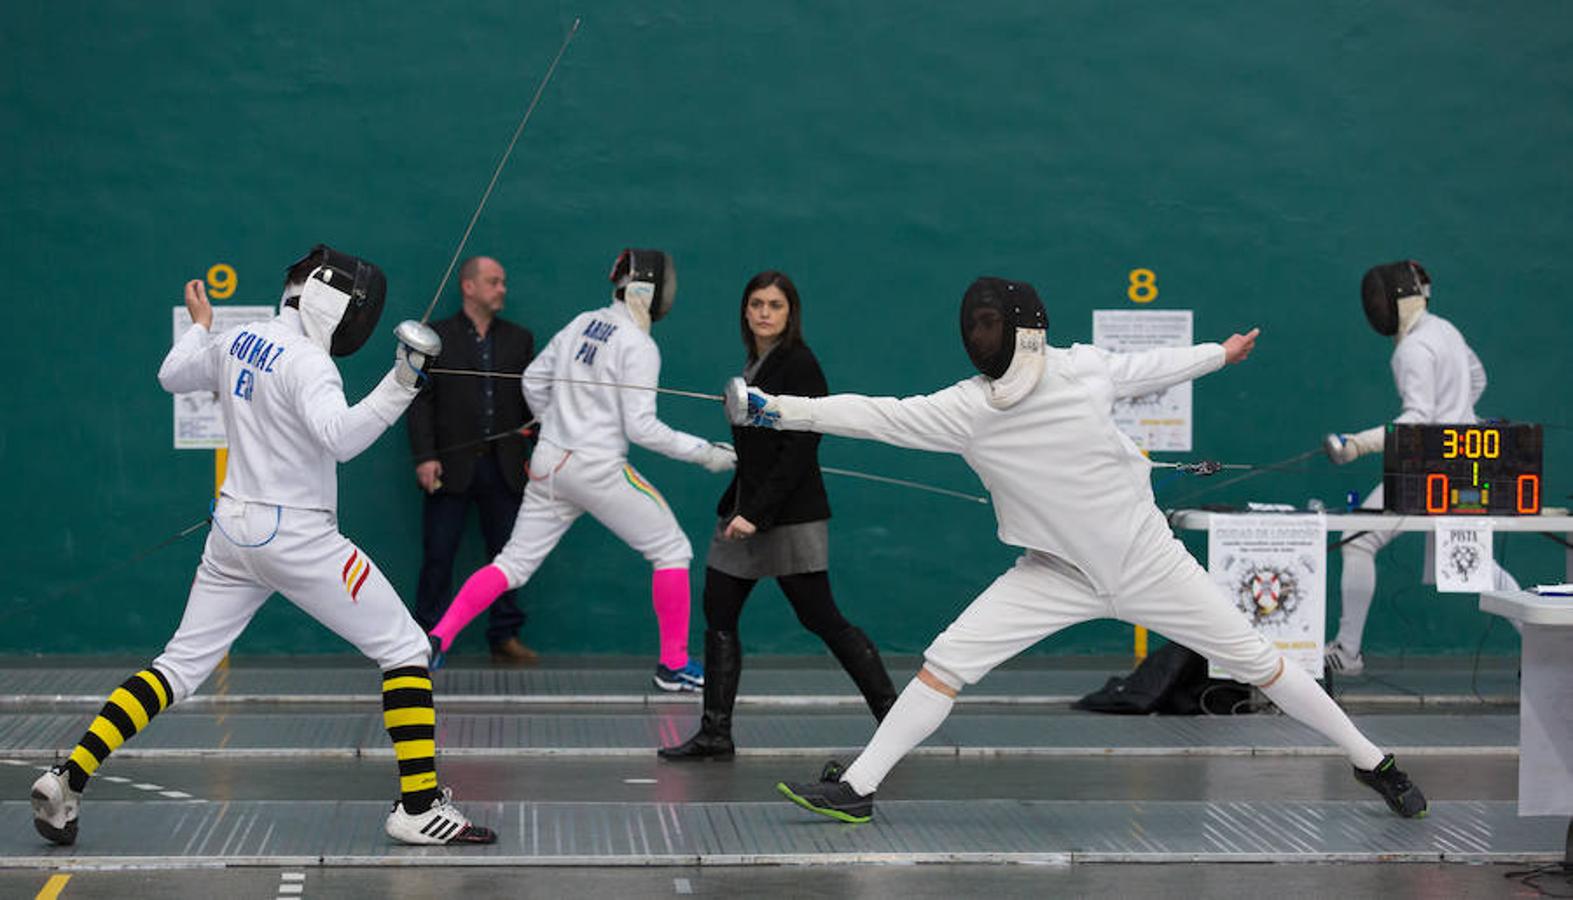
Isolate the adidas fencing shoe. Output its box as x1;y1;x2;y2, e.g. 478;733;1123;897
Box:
1324;641;1364;677
653;660;704;692
777;760;874;823
385;787;497;845
1354;754;1428;818
31;766;81;846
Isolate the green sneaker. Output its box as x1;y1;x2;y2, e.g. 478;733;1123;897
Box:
1354;754;1428;818
776;761;874;824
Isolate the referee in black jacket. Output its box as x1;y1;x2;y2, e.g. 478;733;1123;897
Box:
407;256;538;665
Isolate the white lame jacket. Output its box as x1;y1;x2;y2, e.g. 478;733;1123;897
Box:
780;342;1226;595
1390;312;1487;424
157;307;415;512
524;301;711;462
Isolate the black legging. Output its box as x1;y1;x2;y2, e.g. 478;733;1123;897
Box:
702;567;851;638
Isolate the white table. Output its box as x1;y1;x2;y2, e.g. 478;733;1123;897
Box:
1480;590;1573;864
1167;511;1573;581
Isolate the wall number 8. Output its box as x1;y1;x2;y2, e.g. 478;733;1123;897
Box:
207;263;237;300
1127;268;1157;303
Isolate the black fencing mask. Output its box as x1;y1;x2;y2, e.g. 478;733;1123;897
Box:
610;248;678;324
282;244;387;356
960;277;1048;378
1360;260;1429;337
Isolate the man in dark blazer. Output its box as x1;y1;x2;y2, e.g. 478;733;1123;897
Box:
407;256;537;665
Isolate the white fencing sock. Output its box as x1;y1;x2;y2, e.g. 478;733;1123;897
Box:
1260;661;1384;770
840;677;955;796
1335;545;1377;655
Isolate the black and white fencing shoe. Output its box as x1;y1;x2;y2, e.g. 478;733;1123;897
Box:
385;787;497;845
31;766;81;846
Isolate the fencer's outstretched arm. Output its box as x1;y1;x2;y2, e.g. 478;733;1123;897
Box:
295;356;419;463
617;341;732;470
1099;342;1228;400
741;382;975;455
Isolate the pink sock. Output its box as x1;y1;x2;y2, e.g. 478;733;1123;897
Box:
651;567;691;669
430;564;510;652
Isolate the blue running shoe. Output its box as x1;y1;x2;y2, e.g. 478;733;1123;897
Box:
653;659;704;692
428;634;446;672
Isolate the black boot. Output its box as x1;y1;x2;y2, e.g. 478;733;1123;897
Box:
824;626;898;721
659;629;740;760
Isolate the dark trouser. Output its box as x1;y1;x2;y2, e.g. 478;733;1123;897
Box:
704;567;895;720
703;568;851;636
415;453;525;646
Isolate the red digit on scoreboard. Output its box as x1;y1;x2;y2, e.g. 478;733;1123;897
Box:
1517;474;1540;514
1425;473;1449;514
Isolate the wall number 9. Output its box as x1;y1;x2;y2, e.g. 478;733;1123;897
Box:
207;263;237;300
1127;268;1157;303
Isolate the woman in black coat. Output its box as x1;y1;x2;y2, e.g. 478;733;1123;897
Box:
660;271;896;760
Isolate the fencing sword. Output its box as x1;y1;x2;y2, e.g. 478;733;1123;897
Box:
419;17;581;325
1150;460;1253;476
426;367;725;402
427;370;989;503
1161;447;1324;504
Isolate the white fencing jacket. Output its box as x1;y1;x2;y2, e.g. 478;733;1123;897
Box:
1390;311;1486;424
774;343;1226;595
158;307;414;512
524;301;712;463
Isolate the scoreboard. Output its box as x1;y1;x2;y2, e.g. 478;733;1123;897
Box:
1383;423;1543;515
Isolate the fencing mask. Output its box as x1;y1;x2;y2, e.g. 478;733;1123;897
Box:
609;248;677;331
280;244;387;356
1360;260;1429;338
960;276;1048;409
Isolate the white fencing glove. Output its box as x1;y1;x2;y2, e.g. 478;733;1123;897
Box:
724;376;790;429
696;441;737;473
394;320;442;390
1323;426;1384;465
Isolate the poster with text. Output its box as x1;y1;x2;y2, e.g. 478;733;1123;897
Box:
1092;309;1193;451
171;305;275;449
1433;518;1496;592
1207;513;1326;679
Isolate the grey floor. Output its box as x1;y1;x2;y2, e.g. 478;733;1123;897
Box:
3;654;1568;899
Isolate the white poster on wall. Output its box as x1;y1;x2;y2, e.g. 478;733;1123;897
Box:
171;305;275;449
1433;518;1496;592
1092;308;1193;451
1206;513;1327;678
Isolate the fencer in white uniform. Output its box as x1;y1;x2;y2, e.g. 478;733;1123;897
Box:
30;246;495;847
1323;261;1519;675
738;277;1428;823
428;249;735;692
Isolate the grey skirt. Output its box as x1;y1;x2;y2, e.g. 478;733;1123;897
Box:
705;518;829;580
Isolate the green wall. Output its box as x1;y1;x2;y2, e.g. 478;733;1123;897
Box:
3;2;1569;658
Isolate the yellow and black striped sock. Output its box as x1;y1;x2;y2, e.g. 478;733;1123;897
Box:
62;668;173;792
382;666;440;814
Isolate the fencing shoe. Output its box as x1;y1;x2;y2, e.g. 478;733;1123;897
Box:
31;766;81;845
777;760;874;824
653;660;704;692
385;787;497;845
1354;754;1428;818
1324;641;1365;677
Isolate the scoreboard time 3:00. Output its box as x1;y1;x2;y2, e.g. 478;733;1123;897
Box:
1383;423;1543;515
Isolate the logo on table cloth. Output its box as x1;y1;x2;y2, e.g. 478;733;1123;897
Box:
621;466;668;509
342;549;372;602
1232;566;1302;625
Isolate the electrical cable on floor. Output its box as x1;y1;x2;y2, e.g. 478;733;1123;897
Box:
1504;862;1573;898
